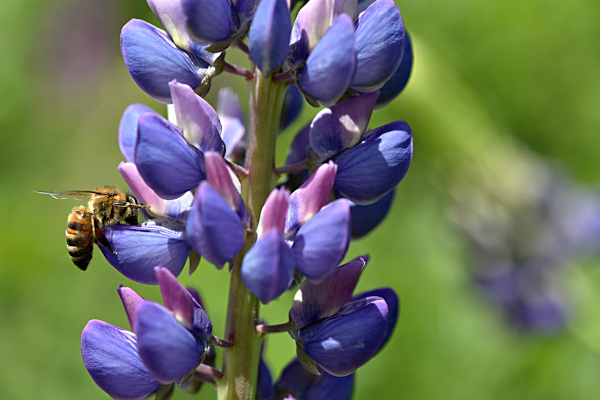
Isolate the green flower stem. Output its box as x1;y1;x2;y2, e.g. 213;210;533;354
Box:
216;71;287;400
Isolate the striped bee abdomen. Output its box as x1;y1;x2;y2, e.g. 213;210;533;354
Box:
66;206;94;271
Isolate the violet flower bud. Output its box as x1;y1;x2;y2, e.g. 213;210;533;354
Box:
248;0;291;76
134;113;206;199
296;296;389;376
333;121;412;204
119;103;158;163
121;19;215;103
186;181;245;269
82;320;162;400
217;87;246;160
292;199;351;282
347;189;395;238
374;31;413;108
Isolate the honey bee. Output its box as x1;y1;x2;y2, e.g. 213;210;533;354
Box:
36;186;146;270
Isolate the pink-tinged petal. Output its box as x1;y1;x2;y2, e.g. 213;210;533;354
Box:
117;286;144;330
119;104;158;162
82;320;160;400
292;199;351;282
135;302;205;384
241;230;295;304
186;181;245;269
290;255;368;329
286;162;337;237
298;14;356;106
291;0;335;53
99;222;189;284
309;92;378;163
298;297;388;376
260;188;290;236
135;113;205;199
169;80;224;153
205;151;249;225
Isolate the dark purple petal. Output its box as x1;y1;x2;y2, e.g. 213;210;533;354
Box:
298;297;388;376
119;104;158;162
82;320;160;400
347;189;395;238
298;14;356;106
374;31;413;108
334;121;412;204
350;0;405;92
135;302;204;384
169;80;224;153
249;0;291;75
257;355;274;400
186;181;245;269
118;286;144;330
120;19;210;103
241;230;295;304
352;287;399;351
135;113;205;199
99;222;189;284
309;92;378;163
292;199;351;282
277;358;355;400
286;161;337;237
183;0;236;43
290;256;368;329
281;85;304;131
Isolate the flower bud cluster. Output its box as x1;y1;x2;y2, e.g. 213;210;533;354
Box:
79;0;414;399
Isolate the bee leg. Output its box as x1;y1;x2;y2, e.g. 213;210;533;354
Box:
94;227;117;255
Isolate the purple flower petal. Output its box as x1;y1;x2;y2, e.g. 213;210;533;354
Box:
117;286;144;330
135;113;205;199
183;0;236;43
334;121;412;204
350;0;405;92
277;358;355;400
309;92;378;163
248;0;291;75
119;104;158;162
348;189;395;238
186;181;245;269
99;222;189;284
290;255;368;329
286;161;337;237
374;31;413;108
292;199;351;282
241;230;295;304
298;297;388;376
169;80;224;153
82;320;160;400
120;19;210;103
135;301;204;384
352;287;399;351
298;14;356;106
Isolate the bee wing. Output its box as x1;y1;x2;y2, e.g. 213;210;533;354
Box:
34;190;117;200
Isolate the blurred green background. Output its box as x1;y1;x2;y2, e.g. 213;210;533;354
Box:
2;0;600;399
